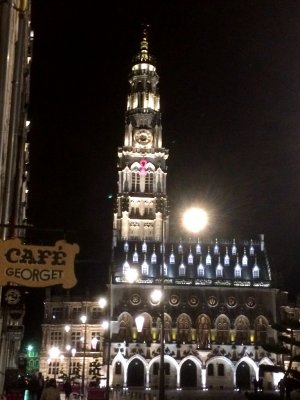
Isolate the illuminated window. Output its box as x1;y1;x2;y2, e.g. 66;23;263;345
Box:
141;259;149;275
197;263;205;277
188;251;193;265
232;240;237;255
216;264;223;277
133;250;138;263
50;331;62;347
115;362;122;375
196;242;201;254
253;265;259;278
206;253;211;265
234;264;241;278
132;172;140;192
123;260;130;275
242;249;248;266
142;241;147;252
169;252;175;264
145;172;154;192
151;251;157;264
179;262;186;276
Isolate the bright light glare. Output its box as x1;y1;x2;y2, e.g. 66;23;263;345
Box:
183;207;208;233
135;315;145;333
125;268;138;283
80;315;87;324
151;289;162;303
102;320;109;330
49;346;60;359
98;297;107;309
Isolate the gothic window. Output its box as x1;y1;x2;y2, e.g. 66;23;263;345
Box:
118;313;132;342
48;362;59;377
178;243;183;254
124;241;129;252
144;223;153;240
115;362;122;375
235;316;250;345
132;172;140;192
145;172;154;192
215;315;230;344
254;316;268;345
153;362;159;375
218;364;224;376
196;314;210;348
207;364;214;376
177;314;191;343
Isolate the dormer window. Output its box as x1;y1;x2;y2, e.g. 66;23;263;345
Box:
249;240;255;256
188;249;193;265
253;260;259;278
179;262;186;276
224;247;230;266
142;241;147;253
178;242;183;254
196;242;201;254
124;241;129;252
141;258;149;275
214;239;219;255
133;250;138;263
216;263;223;277
151;250;157;264
232;239;237;255
169;252;175;264
234;265;242;278
123;259;130;275
242;249;248;266
163;263;168;276
206;249;211;265
197;262;205;277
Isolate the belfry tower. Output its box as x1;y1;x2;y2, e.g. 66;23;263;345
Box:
114;27;169;245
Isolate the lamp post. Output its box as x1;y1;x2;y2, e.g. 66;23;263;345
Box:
80;315;87;397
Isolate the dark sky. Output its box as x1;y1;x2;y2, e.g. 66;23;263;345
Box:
24;0;300;343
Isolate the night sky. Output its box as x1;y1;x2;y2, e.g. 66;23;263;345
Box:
23;1;300;343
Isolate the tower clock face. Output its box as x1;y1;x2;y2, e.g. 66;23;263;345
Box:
134;129;153;145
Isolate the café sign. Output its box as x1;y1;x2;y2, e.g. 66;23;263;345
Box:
0;239;79;288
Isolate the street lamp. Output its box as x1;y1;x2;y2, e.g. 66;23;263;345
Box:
80;315;87;396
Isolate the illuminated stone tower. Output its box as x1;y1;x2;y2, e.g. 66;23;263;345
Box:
113;28;169;244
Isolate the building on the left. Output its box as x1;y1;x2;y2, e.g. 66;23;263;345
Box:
0;0;33;392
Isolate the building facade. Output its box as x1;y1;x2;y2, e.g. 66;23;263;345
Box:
39;28;288;392
0;0;32;392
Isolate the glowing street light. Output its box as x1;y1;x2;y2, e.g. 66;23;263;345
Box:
182;207;208;234
48;346;60;378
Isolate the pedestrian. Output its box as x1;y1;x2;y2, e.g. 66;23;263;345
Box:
37;372;45;400
63;379;72;400
40;378;60;400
